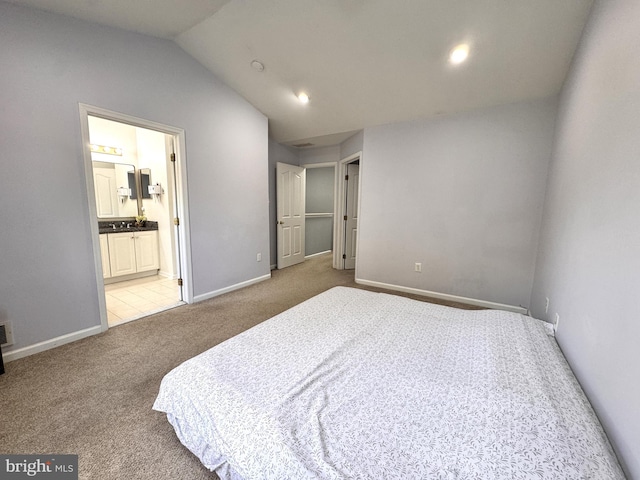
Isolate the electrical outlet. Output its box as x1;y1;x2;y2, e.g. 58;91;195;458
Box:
554;313;560;332
414;263;422;273
257;253;262;262
545;297;550;314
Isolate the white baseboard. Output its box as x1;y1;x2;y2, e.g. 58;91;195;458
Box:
305;250;332;259
193;273;271;303
104;270;156;284
355;278;527;314
158;270;177;280
2;273;271;363
3;324;104;363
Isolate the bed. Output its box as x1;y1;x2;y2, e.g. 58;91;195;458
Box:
153;287;624;479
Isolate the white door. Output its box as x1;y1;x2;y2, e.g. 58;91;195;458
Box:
277;162;306;269
94;168;118;217
344;163;359;270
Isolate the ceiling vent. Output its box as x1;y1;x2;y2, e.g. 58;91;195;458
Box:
292;143;314;148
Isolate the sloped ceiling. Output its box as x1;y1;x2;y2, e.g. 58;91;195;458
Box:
6;0;595;146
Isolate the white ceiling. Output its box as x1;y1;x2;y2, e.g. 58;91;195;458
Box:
6;0;594;147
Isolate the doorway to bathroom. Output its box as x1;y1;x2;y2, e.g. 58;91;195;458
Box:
79;104;192;329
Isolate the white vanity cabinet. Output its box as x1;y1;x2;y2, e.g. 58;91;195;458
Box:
100;234;111;279
132;230;160;272
105;230;159;278
107;232;138;277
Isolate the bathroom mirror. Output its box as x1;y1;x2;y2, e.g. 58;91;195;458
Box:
92;161;138;218
140;168;151;199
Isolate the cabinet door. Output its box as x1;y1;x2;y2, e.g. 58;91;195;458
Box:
108;233;137;277
99;234;111;278
134;231;159;272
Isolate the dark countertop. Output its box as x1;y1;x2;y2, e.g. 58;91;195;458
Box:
98;220;159;234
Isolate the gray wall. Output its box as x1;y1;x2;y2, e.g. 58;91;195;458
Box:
298;147;340;257
299;145;341;165
340;130;364;159
305;167;335;256
530;0;640;475
358;98;557;308
0;3;269;354
305;218;333;257
306;168;335;213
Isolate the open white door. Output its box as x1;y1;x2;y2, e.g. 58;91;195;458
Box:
344;163;359;269
277;162;306;269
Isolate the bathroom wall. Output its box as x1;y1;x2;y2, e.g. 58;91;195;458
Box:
136;127;175;278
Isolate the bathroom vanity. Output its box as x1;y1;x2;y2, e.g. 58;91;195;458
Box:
98;221;159;283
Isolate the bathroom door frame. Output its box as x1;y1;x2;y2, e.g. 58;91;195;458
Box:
79;103;193;332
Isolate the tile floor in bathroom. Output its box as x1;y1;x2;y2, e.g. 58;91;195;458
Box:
105;275;183;327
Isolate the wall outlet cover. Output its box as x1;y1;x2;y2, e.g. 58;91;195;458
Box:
0;321;14;346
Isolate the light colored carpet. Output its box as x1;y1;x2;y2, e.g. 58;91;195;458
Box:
0;254;479;479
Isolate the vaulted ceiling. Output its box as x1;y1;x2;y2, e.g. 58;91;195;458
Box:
6;0;594;146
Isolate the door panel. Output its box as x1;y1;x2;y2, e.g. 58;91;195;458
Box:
277;162;306;269
282;226;292;257
293;225;302;255
108;233;136;276
100;234;111;279
135;231;160;272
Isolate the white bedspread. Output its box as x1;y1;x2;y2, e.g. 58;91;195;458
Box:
153;287;624;479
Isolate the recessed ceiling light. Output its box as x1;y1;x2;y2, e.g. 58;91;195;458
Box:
250;60;264;72
449;44;469;64
297;92;310;104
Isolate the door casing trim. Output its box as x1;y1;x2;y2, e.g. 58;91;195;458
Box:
334;152;363;270
78;103;193;331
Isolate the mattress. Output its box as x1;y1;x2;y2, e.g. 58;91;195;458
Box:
153;286;624;479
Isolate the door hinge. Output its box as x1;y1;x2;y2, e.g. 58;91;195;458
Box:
170;153;176;162
345;174;349;181
174;218;180;226
177;278;183;286
342;254;347;259
343;215;348;221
